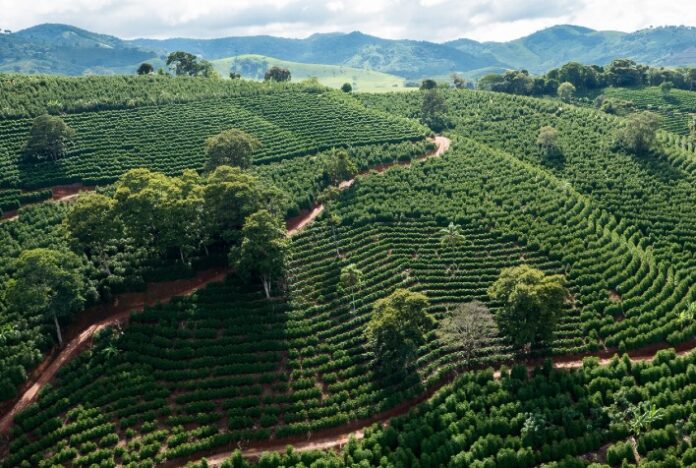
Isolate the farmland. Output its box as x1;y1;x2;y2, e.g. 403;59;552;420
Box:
1;72;696;468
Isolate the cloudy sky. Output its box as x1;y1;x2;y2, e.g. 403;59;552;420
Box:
2;0;695;42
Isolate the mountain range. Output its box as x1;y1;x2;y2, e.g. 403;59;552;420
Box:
1;23;695;79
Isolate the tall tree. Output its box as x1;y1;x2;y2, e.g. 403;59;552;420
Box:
137;63;154;75
322;149;358;186
488;265;567;352
5;249;86;347
557;81;576;101
204;129;260;171
365;288;433;372
439;301;497;368
338;264;363;313
22;114;75;162
439;222;466;275
341;82;353;93
114;168;177;252
264;66;291;82
166;51;214;77
65;193;122;274
230;210;289;299
203;166;263;244
536;126;563;164
421;89;449;132
420;79;437;90
451;73;468;89
614;111;661;154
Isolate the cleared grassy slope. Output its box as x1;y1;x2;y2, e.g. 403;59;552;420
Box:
212;55;407;92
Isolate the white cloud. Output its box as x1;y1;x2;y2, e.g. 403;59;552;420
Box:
1;0;695;42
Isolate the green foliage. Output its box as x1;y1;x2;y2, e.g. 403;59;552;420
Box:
421;89;448;132
166;51;215;77
338;264;363;313
322;149;358;186
5;248;88;346
22;114;75;162
340;82;352;93
614;111;661;154
137;63;154;75
204;128;260;171
264;66;291;82
488;265;567;351
365;289;433;372
557;82;576;101
230;210;288;298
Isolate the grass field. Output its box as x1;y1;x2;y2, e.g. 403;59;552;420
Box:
212;55;408;92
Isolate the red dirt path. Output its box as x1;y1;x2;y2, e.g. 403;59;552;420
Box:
0;268;227;435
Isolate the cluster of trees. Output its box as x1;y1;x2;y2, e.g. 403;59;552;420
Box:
166;51;216;78
264;66;291;82
478;59;696;97
3;161;290;347
364;263;567;373
108;166;285;289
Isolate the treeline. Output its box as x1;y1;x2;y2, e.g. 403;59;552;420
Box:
478;59;696;96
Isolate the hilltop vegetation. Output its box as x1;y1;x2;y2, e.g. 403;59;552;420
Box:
0;75;426;213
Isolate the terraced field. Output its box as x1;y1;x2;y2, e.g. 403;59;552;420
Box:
0;84;426;211
358;89;696;274
2;76;696;468
602;86;696;135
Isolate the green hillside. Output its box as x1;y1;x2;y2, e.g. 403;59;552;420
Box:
212;55;407;92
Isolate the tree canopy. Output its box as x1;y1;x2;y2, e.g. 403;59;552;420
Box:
65;193;122;274
421;89;449;132
230;210;289;298
488;265;567;351
264;66;291;82
166;51;215;77
22;114;75;162
5;249;88;347
614;111;661;154
365;288;433;372
322;149;358;186
341;82;352;93
557;82;576;101
439;301;497;366
204;128;260;171
137;63;154;75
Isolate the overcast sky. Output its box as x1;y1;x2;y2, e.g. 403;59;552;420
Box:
2;0;695;42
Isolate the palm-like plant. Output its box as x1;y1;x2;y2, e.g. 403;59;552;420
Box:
679;302;696;325
611;398;665;464
439;222;466;276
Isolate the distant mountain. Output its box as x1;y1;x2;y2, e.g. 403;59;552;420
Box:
0;24;158;75
446;24;696;73
0;23;694;78
132;31;502;79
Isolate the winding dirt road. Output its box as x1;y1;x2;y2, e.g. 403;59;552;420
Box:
194;338;696;466
286;136;450;235
1;134;696;466
0;137;451;436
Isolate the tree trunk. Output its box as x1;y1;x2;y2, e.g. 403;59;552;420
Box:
100;252;112;275
53;312;63;348
630;436;641;464
262;276;271;299
179;247;185;264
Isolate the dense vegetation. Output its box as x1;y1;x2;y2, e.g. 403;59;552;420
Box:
211;348;696;467
0;75;426;212
2;73;696;468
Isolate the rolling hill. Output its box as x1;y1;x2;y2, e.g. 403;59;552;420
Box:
2;23;695;79
212;55;406;91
